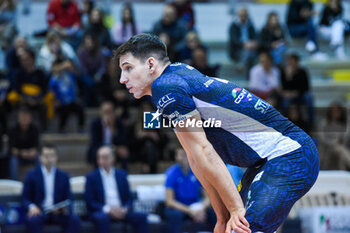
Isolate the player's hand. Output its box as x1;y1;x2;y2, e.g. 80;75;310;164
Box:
214;221;226;233
226;208;251;233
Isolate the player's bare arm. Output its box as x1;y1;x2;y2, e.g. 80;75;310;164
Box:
175;114;251;233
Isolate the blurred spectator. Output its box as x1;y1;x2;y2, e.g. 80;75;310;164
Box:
318;102;350;170
152;4;187;48
0;73;10;132
249;51;280;100
164;148;215;233
0;0;18;51
84;146;149;233
0;119;6;178
49;58;85;132
87;101;129;170
176;31;205;64
9;107;40;180
226;164;243;186
111;3;141;47
0;76;9;177
228;8;258;73
22;0;31;15
192;48;219;77
47;0;82;49
12;48;48;130
280;53;314;127
286;104;310;134
85;7;111;49
37;31;79;75
170;0;195;30
5;36;29;79
22;144;81;233
259;12;287;65
159;32;178;62
287;0;320;54
80;0;95;29
78;33;106;107
131;101;165;174
319;0;347;59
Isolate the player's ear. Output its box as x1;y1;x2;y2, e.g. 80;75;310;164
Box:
147;57;156;73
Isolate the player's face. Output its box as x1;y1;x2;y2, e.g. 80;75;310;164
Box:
119;53;152;99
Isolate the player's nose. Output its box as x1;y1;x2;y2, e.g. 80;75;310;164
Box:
120;73;128;84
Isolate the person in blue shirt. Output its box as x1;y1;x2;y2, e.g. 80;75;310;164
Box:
114;34;320;233
49;57;85;132
165;148;215;233
226;164;244;186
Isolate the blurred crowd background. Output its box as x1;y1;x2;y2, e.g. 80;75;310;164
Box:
0;0;350;232
0;0;349;178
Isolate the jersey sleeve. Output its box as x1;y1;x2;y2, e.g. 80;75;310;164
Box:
152;75;198;123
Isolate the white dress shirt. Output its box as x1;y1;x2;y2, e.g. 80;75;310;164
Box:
41;166;56;210
249;64;280;92
99;168;121;213
102;120;113;145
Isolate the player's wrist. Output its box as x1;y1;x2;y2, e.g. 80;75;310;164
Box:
229;207;246;216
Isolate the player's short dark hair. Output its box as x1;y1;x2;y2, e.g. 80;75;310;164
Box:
113;33;169;65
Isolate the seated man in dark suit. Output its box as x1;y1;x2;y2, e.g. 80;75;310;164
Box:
87;101;129;169
84;146;149;233
22;144;80;233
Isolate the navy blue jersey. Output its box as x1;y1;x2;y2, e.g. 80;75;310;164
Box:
152;63;310;167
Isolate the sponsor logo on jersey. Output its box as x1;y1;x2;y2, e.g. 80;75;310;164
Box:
247;93;253;101
186;65;194;70
232;88;253;104
157;93;175;110
234;88;248;104
254;99;270;114
252;171;264;183
232;88;241;98
214;77;229;84
204;79;214;88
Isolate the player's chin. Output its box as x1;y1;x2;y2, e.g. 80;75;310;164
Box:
133;92;144;99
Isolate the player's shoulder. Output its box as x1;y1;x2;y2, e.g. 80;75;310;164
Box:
152;63;194;104
152;63;191;90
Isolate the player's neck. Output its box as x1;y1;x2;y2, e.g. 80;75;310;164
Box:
156;61;171;78
147;61;171;96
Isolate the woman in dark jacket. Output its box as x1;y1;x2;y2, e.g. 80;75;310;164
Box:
260;12;287;64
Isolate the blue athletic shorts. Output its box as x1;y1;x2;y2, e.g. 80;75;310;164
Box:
238;137;320;233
